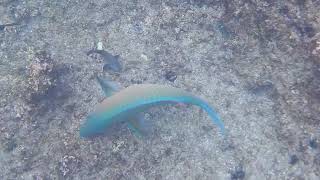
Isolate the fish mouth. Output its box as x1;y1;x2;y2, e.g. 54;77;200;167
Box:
79;121;100;138
79;116;113;138
79;125;92;138
80;126;104;138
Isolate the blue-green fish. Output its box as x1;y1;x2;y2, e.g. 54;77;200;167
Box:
80;78;225;138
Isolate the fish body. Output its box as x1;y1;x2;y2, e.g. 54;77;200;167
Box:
80;84;225;137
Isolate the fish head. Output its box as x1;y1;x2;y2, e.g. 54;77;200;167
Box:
103;62;122;72
80;113;113;138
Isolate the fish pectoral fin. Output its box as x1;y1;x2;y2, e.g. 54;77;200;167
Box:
96;76;120;97
127;121;143;137
126;115;150;137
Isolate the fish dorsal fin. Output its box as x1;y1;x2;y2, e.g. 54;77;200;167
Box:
96;76;120;97
126;115;151;137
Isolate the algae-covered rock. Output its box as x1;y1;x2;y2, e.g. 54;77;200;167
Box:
26;51;57;103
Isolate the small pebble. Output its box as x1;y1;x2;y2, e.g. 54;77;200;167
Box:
132;24;143;33
165;148;173;156
97;42;103;50
165;71;177;82
230;166;245;180
289;154;299;165
309;138;318;149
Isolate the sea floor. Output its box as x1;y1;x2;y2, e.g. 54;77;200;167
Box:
0;0;319;179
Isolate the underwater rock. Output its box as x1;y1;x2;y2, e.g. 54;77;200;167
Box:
22;50;74;119
26;51;57;103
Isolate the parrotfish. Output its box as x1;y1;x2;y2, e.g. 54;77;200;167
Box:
80;77;225;138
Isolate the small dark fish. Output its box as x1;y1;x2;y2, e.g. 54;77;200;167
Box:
0;22;19;31
87;50;122;72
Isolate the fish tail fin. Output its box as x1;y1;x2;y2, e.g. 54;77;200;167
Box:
196;99;225;135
